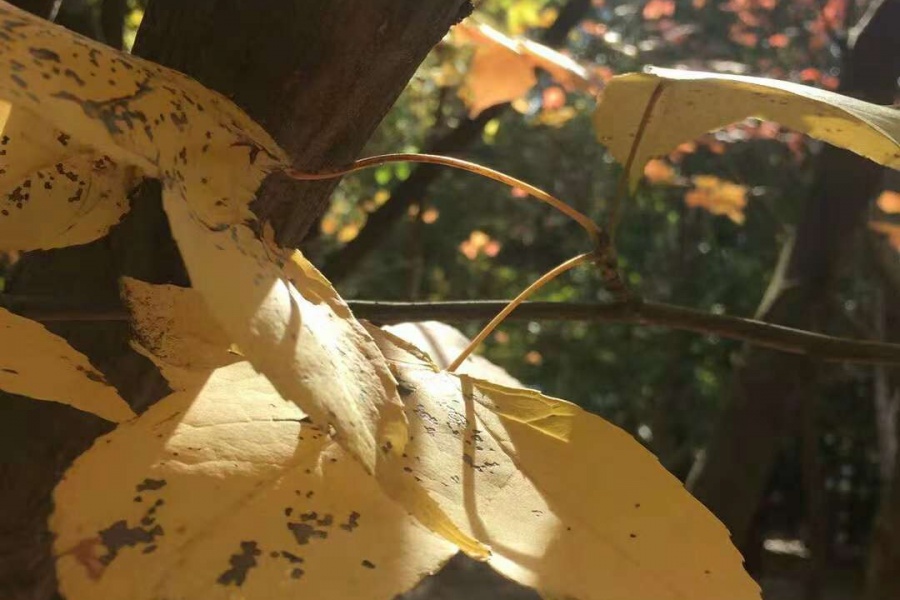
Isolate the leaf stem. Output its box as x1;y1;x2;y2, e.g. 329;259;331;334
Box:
284;153;605;248
447;252;596;372
610;81;666;241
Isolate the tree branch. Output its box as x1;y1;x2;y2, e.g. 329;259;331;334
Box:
5;295;900;366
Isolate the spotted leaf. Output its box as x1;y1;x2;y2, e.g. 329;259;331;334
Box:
0;2;408;472
368;325;761;600
51;361;456;600
0;102;134;250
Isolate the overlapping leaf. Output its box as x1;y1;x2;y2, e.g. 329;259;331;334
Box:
120;277;238;376
0;307;134;422
52;361;457;600
0;102;134;250
455;22;591;117
593;67;900;190
0;2;408;472
368;325;761;600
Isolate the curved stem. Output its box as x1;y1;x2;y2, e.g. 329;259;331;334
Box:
610;81;666;242
447;252;596;372
284;153;605;247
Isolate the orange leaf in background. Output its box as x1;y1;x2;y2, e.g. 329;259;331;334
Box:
693;0;707;8
421;208;440;224
768;33;789;48
643;159;676;184
729;25;758;47
455;23;591;117
820;74;839;90
822;0;847;28
643;0;676;20
542;86;567;110
877;191;900;214
685;175;748;224
525;350;544;365
799;67;821;82
869;221;900;252
459;230;502;260
581;20;608;36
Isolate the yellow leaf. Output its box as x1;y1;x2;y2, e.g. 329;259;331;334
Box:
684;175;748;224
367;326;761;600
455;23;590;117
164;196;409;474
0;3;286;227
0;307;134;422
120;277;238;377
385;321;522;387
0;3;407;473
51;361;457;600
876;190;900;214
594;67;900;191
0;102;134;251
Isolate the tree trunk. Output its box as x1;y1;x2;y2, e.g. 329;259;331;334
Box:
687;0;900;553
0;1;470;598
865;234;900;600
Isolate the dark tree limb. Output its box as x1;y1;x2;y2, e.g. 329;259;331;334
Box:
99;0;125;50
134;0;473;247
6;0;60;19
8;295;900;367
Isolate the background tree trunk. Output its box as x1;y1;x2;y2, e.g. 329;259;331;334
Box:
687;0;900;557
0;1;470;598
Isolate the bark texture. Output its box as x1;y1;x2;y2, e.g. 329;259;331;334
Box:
135;0;473;247
687;0;900;556
0;1;470;598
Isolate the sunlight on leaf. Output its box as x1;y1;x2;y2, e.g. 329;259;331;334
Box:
0;307;134;422
594;67;900;191
368;325;761;600
52;361;456;600
0;2;408;473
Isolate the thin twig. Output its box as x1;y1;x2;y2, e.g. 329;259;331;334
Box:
285;153;605;247
447;252;595;371
610;81;666;241
5;295;900;366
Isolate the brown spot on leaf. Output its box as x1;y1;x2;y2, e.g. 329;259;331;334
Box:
287;522;328;545
136;478;167;492
217;541;261;587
